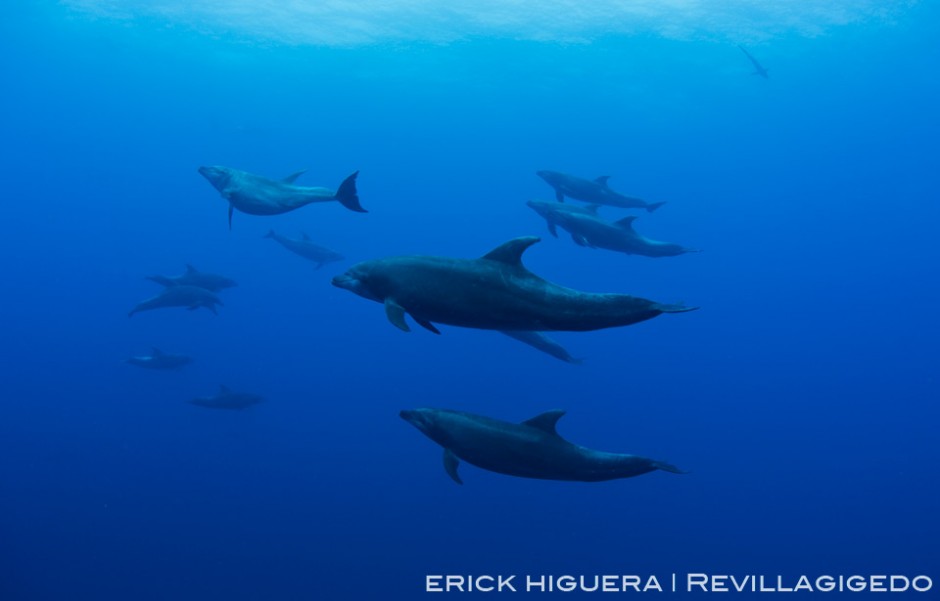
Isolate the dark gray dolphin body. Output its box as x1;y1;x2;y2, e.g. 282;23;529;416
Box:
146;264;237;292
128;285;222;317
198;166;365;228
188;385;263;410
499;330;582;364
126;347;192;370
401;408;684;484
264;230;344;269
536;170;665;212
331;237;695;333
527;200;699;258
738;45;769;78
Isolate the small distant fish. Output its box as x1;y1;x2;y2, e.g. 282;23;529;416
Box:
146;264;237;293
126;347;192;370
264;230;344;270
187;385;264;410
738;45;769;78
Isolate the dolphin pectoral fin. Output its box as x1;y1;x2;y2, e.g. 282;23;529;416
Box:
414;317;441;335
555;190;564;203
654;302;699;314
282;169;307;183
384;298;411;332
652;460;687;474
481;237;540;267
443;449;463;485
547;221;558;237
571;233;587;247
227;204;234;229
521;410;566;436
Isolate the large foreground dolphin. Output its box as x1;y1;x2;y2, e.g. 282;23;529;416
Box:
126;348;192;370
401;408;684;484
128;285;222;317
536;170;665;212
264;230;344;269
198;166;365;228
331;237;695;333
188;385;264;410
528;200;699;258
146;264;237;292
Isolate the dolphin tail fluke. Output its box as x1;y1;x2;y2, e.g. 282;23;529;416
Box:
645;201;667;213
654;302;698;314
652;460;687;475
336;171;366;213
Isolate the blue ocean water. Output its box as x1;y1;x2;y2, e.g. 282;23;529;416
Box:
2;2;938;599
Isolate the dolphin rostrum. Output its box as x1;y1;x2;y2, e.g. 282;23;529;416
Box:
125;347;192;370
146;264;237;292
331;237;695;333
527;200;699;258
401;408;684;484
738;45;769;78
188;385;264;410
128;285;222;317
536;170;665;212
198;165;365;228
264;230;344;270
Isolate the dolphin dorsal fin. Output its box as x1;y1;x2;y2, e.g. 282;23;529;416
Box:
594;175;611;187
282;169;307;183
218;385;232;395
185;264;198;274
301;232;311;241
522;410;566;436
615;216;638;229
481;237;540;267
151;347;164;356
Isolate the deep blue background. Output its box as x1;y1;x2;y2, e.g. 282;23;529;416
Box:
1;3;938;599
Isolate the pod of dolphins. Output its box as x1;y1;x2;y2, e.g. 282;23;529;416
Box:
125;164;703;485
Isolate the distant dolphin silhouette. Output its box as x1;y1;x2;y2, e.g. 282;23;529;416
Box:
146;264;237;292
264;230;344;270
331;237;696;333
198;166;365;229
125;347;192;370
527;200;699;258
188;385;263;410
738;45;769;78
401;408;684;484
536;170;665;212
128;285;223;317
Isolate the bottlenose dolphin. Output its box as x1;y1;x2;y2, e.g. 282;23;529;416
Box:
499;330;582;364
188;385;263;410
197;166;365;228
128;285;222;317
536;170;665;212
146;264;237;292
331;237;695;333
527;201;699;258
126;347;192;370
738;45;769;78
401;408;684;484
264;230;344;270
